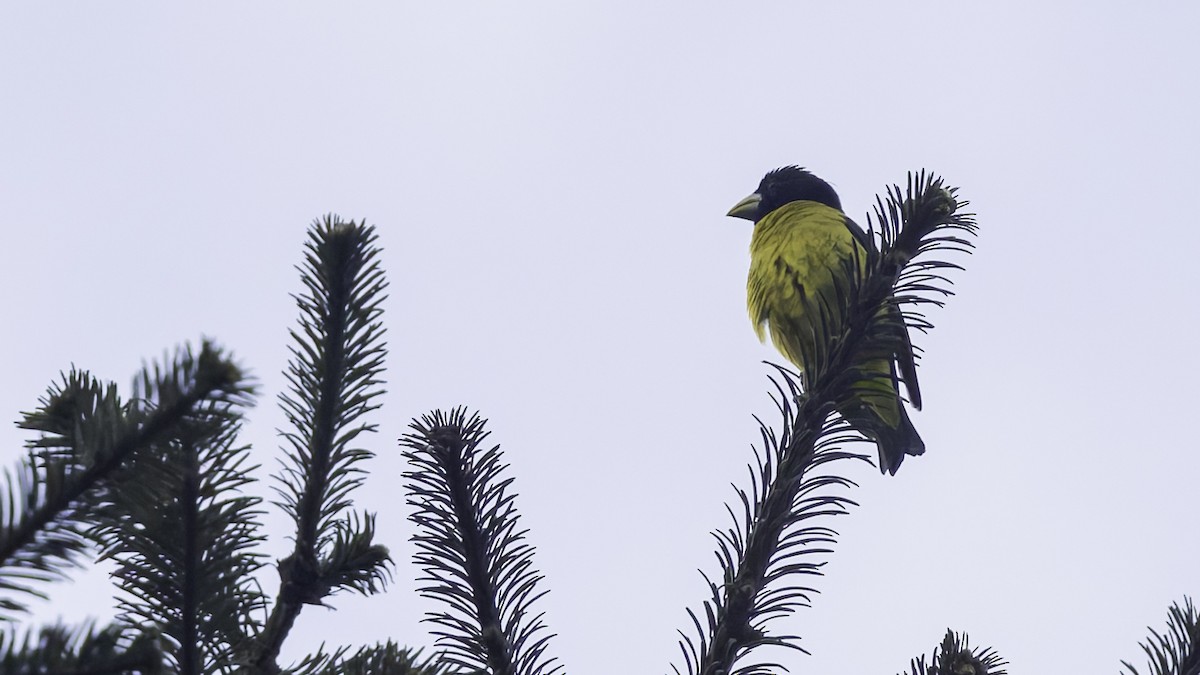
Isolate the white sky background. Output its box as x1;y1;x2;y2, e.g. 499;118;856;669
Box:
2;2;1198;672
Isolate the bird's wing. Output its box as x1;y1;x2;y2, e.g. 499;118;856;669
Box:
842;215;877;255
844;215;922;410
894;311;922;409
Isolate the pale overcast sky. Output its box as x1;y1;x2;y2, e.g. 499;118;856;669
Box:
2;3;1198;673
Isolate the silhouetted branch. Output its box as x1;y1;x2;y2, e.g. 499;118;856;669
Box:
900;630;1007;675
1123;597;1200;675
252;216;390;674
402;408;561;675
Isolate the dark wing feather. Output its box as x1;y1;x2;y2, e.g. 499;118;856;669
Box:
894;312;922;410
844;215;922;410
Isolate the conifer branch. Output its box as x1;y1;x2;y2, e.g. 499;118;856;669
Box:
1122;597;1200;675
91;344;264;674
291;642;452;675
252;217;390;674
0;621;163;675
900;630;1007;675
1;342;249;620
402;408;561;675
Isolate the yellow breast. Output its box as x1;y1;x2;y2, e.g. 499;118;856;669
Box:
747;200;866;371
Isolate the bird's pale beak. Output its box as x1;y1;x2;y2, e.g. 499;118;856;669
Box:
726;193;761;221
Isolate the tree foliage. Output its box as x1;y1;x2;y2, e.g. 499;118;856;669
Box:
0;178;1191;675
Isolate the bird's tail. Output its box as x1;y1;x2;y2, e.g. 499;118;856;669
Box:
838;360;925;475
871;403;925;475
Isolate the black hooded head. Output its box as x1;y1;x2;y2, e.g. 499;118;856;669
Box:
756;166;842;214
728;166;843;223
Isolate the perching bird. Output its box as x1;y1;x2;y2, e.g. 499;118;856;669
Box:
727;166;924;474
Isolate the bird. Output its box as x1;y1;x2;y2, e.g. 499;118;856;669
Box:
726;166;924;474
